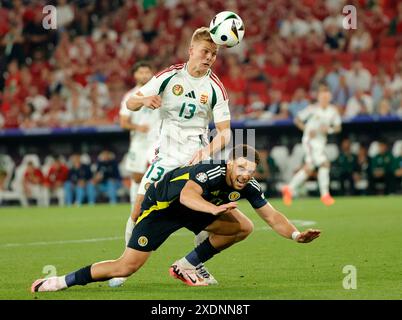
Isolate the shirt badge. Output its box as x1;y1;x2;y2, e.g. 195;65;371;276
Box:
228;191;241;201
172;84;184;96
200;93;208;104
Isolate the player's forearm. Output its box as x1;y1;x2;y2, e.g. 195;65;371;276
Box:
204;126;231;156
268;211;299;239
180;190;218;214
256;206;298;239
294;118;305;131
126;96;144;111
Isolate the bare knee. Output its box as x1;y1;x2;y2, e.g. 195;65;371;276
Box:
237;219;254;241
132;173;143;184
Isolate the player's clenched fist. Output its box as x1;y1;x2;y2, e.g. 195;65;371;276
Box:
144;95;162;110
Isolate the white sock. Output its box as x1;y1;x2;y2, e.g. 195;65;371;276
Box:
194;231;209;247
178;257;196;268
318;167;330;196
125;216;135;246
289;169;308;193
129;181;139;212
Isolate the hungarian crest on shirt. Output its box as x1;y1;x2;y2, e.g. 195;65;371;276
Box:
200;93;208;104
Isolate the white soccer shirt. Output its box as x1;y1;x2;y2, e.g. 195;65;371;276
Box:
133;63;231;163
298;104;341;146
120;85;161;152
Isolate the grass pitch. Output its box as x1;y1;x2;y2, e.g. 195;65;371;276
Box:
0;196;401;300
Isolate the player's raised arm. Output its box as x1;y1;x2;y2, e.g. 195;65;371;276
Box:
180;180;237;215
126;91;162;112
189;120;231;165
255;203;321;243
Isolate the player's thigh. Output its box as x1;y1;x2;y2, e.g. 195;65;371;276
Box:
129;208;183;251
126;150;148;176
131;172;144;184
118;246;151;269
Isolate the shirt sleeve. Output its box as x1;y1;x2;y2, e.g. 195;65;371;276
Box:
211;78;231;123
188;164;224;193
119;90;133;116
138;68;177;97
297;105;314;122
212;99;231;123
245;180;268;209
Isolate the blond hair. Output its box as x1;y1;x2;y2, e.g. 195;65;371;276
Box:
191;27;215;45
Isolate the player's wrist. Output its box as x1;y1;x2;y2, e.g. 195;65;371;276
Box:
291;231;301;241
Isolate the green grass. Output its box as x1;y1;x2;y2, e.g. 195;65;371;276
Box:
0;196;401;300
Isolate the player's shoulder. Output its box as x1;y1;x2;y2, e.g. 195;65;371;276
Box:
155;63;185;79
245;177;263;193
192;160;226;181
209;71;228;101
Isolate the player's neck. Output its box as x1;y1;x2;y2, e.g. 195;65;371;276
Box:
186;62;208;78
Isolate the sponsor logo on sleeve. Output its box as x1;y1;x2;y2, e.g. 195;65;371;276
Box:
196;172;208;183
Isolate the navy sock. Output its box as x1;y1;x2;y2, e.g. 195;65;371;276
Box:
65;265;93;287
185;238;220;266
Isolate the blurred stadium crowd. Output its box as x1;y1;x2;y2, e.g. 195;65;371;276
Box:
0;0;402;129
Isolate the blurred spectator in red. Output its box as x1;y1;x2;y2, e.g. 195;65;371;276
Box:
221;65;247;94
285;63;308;96
23;161;47;206
364;5;390;40
265;51;288;79
44;157;69;206
388;2;402;36
344;89;374;118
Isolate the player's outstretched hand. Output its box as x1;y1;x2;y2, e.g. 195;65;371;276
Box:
212;202;238;215
144;95;162;110
296;229;321;243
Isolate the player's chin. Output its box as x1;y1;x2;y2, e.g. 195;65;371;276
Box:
233;178;248;190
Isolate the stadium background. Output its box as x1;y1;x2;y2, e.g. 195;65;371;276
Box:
1;0;402;205
0;0;402;301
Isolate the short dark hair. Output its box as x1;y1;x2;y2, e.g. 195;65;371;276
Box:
228;144;260;165
132;60;153;73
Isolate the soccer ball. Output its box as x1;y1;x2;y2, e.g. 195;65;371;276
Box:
209;11;245;48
